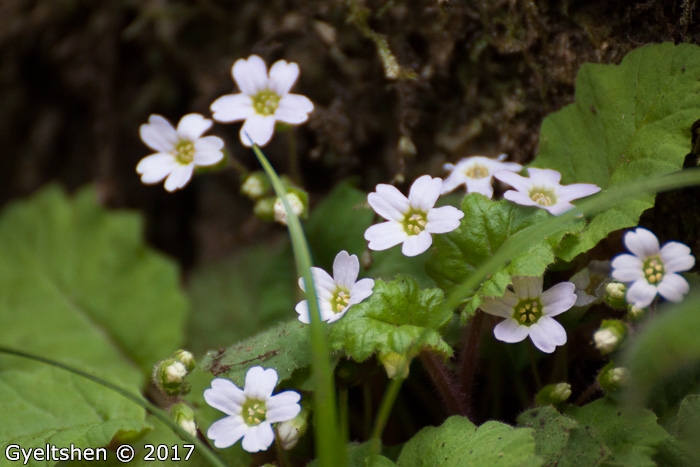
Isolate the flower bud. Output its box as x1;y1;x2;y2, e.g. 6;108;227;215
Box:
598;364;630;393
593;319;627;355
171;403;197;437
253;197;276;221
378;351;412;380
535;382;572;406
604;282;628;309
154;359;191;396
241;172;270;200
627;304;645;321
273;191;307;225
173;349;195;372
276;407;309;450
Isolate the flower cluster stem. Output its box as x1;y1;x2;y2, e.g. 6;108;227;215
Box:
457;311;484;420
419;350;468;418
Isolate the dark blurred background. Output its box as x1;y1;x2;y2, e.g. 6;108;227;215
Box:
1;0;696;269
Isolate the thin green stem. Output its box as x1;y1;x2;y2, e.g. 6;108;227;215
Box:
250;143;345;467
287;130;301;184
370;377;404;444
363;382;373;439
0;346;226;467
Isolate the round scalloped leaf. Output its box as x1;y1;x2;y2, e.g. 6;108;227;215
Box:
532;42;700;260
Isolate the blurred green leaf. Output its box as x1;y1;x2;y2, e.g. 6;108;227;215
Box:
328;275;453;362
186;241;295;355
532;42;700;260
397;416;542;467
426;194;580;319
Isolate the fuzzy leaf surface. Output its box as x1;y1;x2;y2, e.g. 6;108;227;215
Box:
397;416;541;467
532;42;700;260
328;275;453;362
426;194;578;318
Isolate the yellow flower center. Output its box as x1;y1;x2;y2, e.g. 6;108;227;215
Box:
643;256;664;284
515;298;543;326
403;209;428;236
529;188;557;207
252;89;281;116
465;164;490;179
331;288;351;314
241;399;267;426
175;140;195;165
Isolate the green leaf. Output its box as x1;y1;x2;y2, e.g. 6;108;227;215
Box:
199;318;320;391
564;398;668;467
517;405;606;466
653;395;700;466
0;185;187;381
426;194;579;318
532;42;700;260
186;242;295;355
0;367;149;463
396;416;542;467
328;275;453;362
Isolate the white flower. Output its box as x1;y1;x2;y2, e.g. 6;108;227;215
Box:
494;168;601;215
210;55;314;147
611;227;695;308
204;367;301;453
441;154;522;198
480;276;576;353
570;260;610;307
364;175;464;257
295;251;375;324
137;114;225;192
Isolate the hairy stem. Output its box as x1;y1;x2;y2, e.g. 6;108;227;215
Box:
457;311;484;420
419;350;468;418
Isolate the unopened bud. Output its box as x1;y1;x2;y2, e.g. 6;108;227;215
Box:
535;382;572;406
253;197;276;221
593;320;627;355
173;350;195;372
379;351;412;380
604;282;628;309
241;172;270;200
277;407;309;450
171;403;197;437
274;192;306;225
155;359;191;396
627;305;645;321
597;363;630;393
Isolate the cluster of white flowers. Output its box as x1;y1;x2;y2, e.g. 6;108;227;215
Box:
136;55;314;192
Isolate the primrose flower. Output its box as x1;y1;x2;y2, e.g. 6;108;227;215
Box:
296;251;374;324
137;114;225;192
204;367;301;453
480;276;577;353
211;55;314;147
441;154;522;198
365;175;464;257
494;168;600;215
611;227;695;308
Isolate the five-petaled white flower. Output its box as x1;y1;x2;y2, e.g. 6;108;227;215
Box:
611;227;695;308
296;250;375;324
441;155;522;198
494;168;600;215
480;276;577;353
137;114;224;192
364;175;464;257
204;367;301;453
210;55;314;147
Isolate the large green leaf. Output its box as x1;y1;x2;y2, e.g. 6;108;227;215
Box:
426;194;580;318
328;275;453;362
396;416;541;467
532;42;700;260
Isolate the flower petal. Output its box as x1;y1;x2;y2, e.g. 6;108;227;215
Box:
660;242;695;273
611;254;645;282
493;319;529;343
626;279;657;308
541;281;576;317
233;55;268;96
512;276;543;300
528;317;567;353
544;201;576;216
494;170;531;193
480;296;518;319
241;422;274;453
140;115;178;152
503;190;540;209
244;366;278;400
657;273;690;302
426;206;463;233
465;177;495;198
136;154;177;183
204;378;246;415
408;175;442;212
556;183;601;203
207;416;248;449
365;222;407;251
368;185;409;221
275;94;314;124
240;115;276;147
624;228;660;258
527;168;562;184
268;60;300;96
295;300;311;324
441;171;467;194
348;278;375;305
163;164;194;192
211;94;255;122
333;251;360;288
266;391;302;423
402;231;432;257
177;113;212;141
